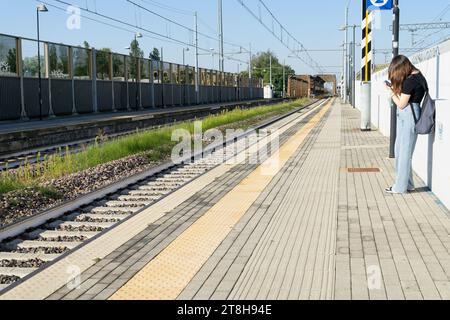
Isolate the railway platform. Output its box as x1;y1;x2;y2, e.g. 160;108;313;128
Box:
1;99;449;300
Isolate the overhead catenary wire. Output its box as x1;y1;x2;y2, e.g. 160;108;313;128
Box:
49;0;249;65
135;0;251;51
412;4;450;48
138;0;194;16
255;0;323;72
38;0;186;49
235;0;324;73
127;0;249;52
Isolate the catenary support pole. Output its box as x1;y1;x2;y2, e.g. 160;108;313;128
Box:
195;12;200;104
218;0;224;73
283;59;286;98
269;55;272;87
352;25;356;108
344;3;349;103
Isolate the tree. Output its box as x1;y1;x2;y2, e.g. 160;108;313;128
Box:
48;44;58;73
23;56;39;77
96;48;112;80
149;47;160;61
128;39;144;80
240;50;295;96
5;48;17;74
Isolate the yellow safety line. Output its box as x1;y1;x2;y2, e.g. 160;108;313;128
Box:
365;9;369;82
109;99;334;300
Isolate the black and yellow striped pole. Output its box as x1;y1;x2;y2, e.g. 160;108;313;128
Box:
361;0;372;82
360;0;372;131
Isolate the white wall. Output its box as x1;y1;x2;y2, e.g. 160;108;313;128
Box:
369;38;450;210
432;101;450;210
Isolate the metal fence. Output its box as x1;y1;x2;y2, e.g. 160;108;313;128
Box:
0;33;264;121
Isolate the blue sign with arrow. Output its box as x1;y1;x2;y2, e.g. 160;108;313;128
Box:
367;0;393;10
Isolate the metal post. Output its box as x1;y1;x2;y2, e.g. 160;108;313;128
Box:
237;64;240;100
269;55;272;86
218;0;224;73
249;43;252;78
150;57;155;108
352;25;356;108
282;59;286;98
249;44;252;99
341;42;345;100
344;4;349;103
109;52;116;112
194;12;200;104
389;0;400;158
183;48;185;66
161;47;164;107
37;9;43;120
17;38;28;120
133;34;140;110
91;48;98;113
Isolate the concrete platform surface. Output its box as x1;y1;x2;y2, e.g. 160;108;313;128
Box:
1;100;449;300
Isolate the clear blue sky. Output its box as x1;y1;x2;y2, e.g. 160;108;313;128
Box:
1;0;449;76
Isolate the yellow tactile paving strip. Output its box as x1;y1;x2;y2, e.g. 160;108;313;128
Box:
109;99;334;300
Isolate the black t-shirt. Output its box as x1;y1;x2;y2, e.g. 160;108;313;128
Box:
402;73;428;103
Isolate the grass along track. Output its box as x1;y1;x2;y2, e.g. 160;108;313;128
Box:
0;98;309;198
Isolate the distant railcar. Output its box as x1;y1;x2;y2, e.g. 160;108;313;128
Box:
288;74;336;99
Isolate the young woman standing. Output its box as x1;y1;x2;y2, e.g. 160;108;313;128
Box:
385;55;428;194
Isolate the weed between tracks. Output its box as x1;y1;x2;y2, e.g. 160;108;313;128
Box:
0;99;308;196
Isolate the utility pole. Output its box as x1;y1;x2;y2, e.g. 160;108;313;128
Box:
218;0;224;73
341;42;345;100
344;3;349;103
249;43;252;78
282;59;286;98
269;54;272;87
161;46;164;107
351;25;356;108
390;0;400;158
194;11;200;104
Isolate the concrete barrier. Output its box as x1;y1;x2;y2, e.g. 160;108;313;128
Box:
0;76;21;120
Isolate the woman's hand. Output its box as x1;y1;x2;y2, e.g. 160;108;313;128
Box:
391;93;411;110
385;83;393;92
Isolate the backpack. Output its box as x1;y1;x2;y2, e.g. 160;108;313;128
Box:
410;76;436;135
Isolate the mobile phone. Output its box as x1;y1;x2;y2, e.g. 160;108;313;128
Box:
384;80;392;87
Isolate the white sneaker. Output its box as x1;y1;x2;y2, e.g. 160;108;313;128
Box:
385;187;404;194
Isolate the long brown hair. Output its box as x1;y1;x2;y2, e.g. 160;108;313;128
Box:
388;55;419;95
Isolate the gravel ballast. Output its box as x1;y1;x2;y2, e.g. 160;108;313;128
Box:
0;154;158;228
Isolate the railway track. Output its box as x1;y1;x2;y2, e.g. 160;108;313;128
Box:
0;114;221;172
0;99;288;172
0;98;329;293
0;132;132;172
